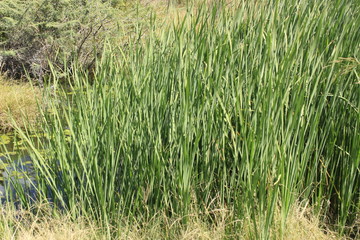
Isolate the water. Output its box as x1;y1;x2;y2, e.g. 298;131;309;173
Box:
0;133;37;204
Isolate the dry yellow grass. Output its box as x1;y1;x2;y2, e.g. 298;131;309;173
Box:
0;204;345;240
141;0;237;40
262;206;342;240
0;75;41;132
0;206;102;240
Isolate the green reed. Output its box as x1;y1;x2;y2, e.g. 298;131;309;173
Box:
10;0;359;238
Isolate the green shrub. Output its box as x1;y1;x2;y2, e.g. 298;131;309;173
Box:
0;0;117;84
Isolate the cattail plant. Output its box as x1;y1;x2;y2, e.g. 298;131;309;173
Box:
8;0;359;238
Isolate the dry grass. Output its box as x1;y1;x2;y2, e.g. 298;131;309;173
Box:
0;75;41;132
272;206;343;240
140;0;209;23
0;204;346;240
140;0;237;38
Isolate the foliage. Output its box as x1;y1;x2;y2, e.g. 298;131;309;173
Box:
8;0;360;238
0;0;117;84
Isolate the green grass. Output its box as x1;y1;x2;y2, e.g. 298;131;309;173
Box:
7;0;360;238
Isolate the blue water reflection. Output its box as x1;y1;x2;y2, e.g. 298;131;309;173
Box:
0;154;37;204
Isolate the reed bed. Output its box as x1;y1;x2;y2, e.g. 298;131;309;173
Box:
9;0;359;238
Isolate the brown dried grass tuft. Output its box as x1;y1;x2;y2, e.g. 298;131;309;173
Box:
273;206;343;240
0;203;347;240
0;206;102;240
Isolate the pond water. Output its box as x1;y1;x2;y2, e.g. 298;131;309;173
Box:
0;133;37;204
0;89;76;205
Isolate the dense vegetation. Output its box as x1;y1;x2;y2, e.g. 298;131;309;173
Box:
1;0;359;239
0;0;120;82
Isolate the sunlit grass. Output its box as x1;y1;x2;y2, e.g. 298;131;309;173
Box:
0;76;41;132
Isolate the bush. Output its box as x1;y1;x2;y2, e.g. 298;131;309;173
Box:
0;0;117;84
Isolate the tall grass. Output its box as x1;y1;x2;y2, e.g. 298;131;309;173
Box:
10;0;359;238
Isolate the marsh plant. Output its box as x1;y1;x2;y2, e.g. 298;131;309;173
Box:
9;0;360;238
